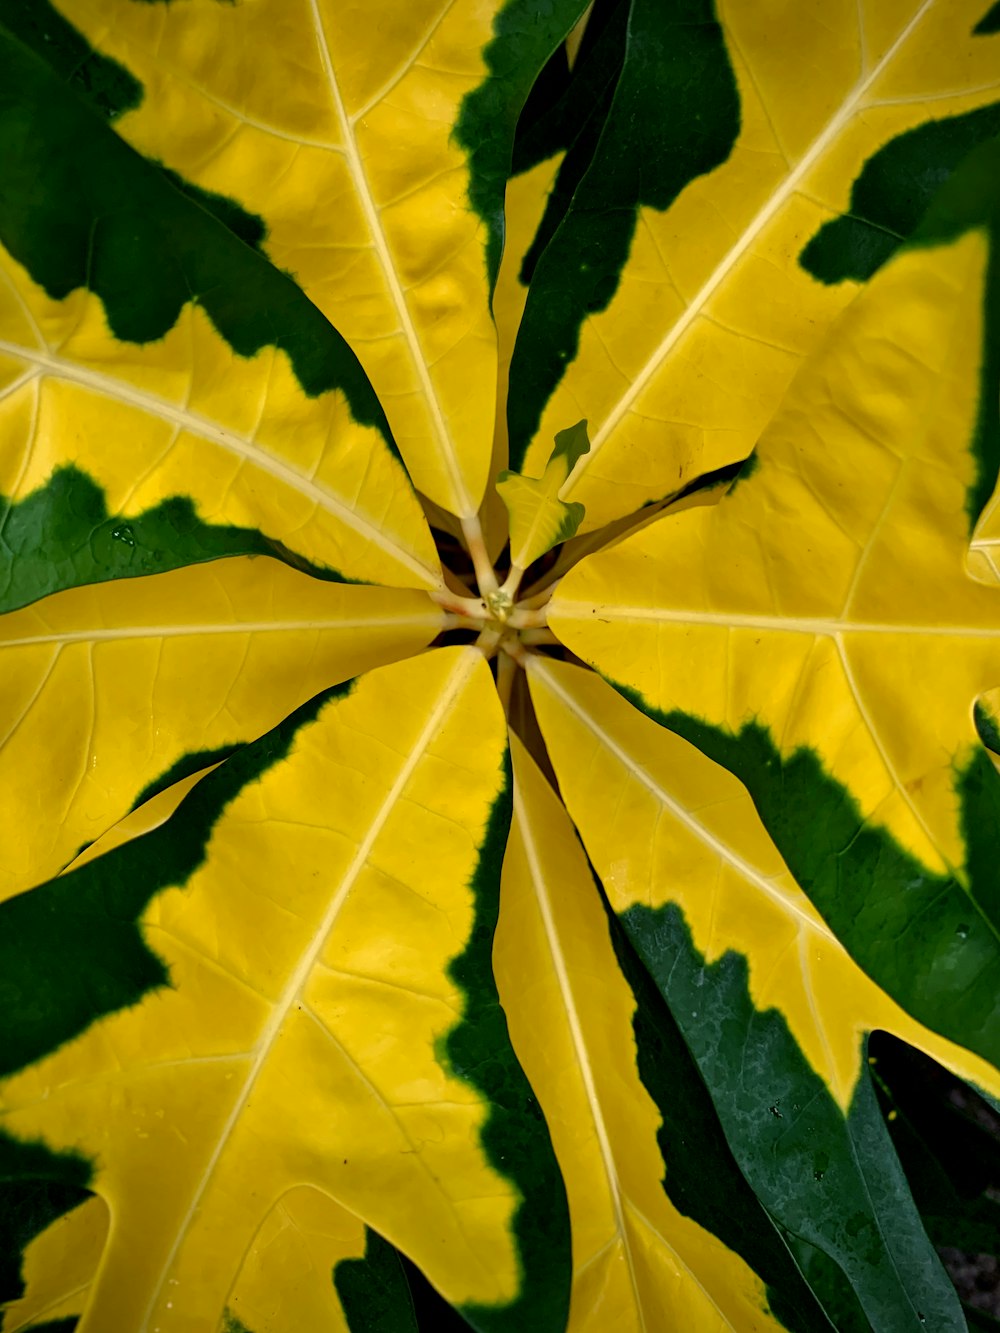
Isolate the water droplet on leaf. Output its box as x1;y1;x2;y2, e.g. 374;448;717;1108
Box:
111;524;135;547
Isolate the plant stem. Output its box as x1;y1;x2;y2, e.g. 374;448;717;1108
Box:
442;613;484;631
517;579;561;610
461;512;498;597
519;628;560;647
429;589;487;620
475;626;503;659
499;563;525;603
496;650;517;714
507;605;548;630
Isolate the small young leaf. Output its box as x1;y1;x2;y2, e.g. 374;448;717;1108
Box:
496;420;590;573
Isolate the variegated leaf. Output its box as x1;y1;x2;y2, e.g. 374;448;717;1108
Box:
509;0;1000;532
549;140;1000;1071
0;557;441;900
0;649;570;1333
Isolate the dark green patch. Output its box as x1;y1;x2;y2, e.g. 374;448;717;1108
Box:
513;0;630;288
0;465;358;616
0;32;397;453
613;681;1000;1074
870;1031;1000;1259
975;3;1000;34
800;131;1000;529
159;166;266;253
23;1321;81;1333
509;38;570;173
222;1314;254;1333
440;752;572;1333
398;1253;475;1331
0;680;352;1079
0;1131;93;1309
3;5;267;254
619;902;964;1330
602;887;837;1331
0;1;141;120
800;103;1000;287
453;0;589;289
905;137;1000;532
506;0;740;470
333;1227;418;1333
782;1241;871;1333
128;745;242;813
723;449;758;492
511;0;627;180
968;1309;1000;1331
975;699;1000;755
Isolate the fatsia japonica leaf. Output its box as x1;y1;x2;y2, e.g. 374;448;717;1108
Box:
39;0;587;522
497;735;836;1332
0;649;571;1333
527;659;1000;1331
507;0;1000;531
2;0;1000;1328
0;558;442;901
549;139;1000;1069
0;27;444;598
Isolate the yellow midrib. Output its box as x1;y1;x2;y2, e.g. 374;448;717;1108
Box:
551;602;1000;638
1;612;442;650
136;648;478;1331
0;340;438;587
515;769;765;1330
512;775;649;1332
307;0;475;518
563;0;937;496
528;660;835;942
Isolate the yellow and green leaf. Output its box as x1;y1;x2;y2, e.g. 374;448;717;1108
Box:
0;21;442;596
0;649;570;1333
549;138;1000;1068
1;1194;107;1333
225;1190;417;1333
497;421;590;574
483;155;564;559
498;733;837;1332
0;1138;422;1333
0;1128;102;1333
0;557;441;901
2;1;999;1327
528;658;1000;1330
38;0;587;521
509;0;1000;531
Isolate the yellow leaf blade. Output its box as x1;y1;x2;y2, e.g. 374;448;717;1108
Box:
56;0;504;518
0;557;442;900
498;734;798;1332
497;420;590;571
527;659;1000;1111
512;0;1000;532
551;221;999;880
0;256;441;593
528;657;996;1329
1;1196;108;1333
0;649;569;1333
